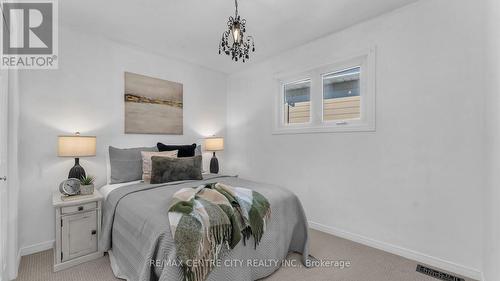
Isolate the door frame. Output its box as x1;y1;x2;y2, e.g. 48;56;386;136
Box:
0;70;9;281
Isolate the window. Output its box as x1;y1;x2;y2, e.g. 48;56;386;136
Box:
274;48;375;134
284;79;311;124
322;67;361;122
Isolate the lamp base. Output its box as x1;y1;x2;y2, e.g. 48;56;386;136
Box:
210;152;219;174
68;158;86;179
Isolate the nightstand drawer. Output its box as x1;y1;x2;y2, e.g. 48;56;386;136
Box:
61;202;97;214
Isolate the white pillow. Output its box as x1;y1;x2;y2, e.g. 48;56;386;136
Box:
141;150;178;183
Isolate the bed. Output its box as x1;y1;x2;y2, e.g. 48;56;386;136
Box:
100;174;310;281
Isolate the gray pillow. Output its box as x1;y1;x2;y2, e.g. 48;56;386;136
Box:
150;155;202;184
109;146;157;184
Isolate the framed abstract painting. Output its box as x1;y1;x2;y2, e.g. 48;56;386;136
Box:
124;72;183;135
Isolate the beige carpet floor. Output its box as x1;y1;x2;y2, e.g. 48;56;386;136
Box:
16;229;476;281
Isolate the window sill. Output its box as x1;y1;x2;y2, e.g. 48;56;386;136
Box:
272;123;375;135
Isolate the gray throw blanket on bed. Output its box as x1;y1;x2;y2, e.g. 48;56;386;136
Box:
168;182;271;281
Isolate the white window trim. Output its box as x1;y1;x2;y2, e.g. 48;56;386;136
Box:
273;47;376;134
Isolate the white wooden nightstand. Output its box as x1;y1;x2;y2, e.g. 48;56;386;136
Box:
52;189;103;272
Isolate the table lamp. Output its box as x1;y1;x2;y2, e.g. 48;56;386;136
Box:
58;133;96;179
204;137;224;174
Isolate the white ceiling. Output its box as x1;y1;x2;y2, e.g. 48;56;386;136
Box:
60;0;418;74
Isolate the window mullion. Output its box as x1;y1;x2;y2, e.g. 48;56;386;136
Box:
310;72;322;126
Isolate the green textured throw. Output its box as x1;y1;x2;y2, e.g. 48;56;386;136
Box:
168;182;271;281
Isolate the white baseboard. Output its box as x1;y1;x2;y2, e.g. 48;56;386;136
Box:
309;221;482;281
19;240;54;257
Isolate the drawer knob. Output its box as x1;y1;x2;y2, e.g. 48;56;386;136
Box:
78;206;84;211
91;230;97;235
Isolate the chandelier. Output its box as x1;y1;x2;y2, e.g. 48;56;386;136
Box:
219;0;255;63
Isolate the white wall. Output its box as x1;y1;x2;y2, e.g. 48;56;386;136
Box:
17;27;227;252
226;0;484;277
483;0;500;280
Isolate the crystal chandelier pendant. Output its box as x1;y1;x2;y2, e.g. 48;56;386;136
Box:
219;0;255;63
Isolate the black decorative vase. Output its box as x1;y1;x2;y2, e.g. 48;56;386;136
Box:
210;152;219;174
68;158;86;179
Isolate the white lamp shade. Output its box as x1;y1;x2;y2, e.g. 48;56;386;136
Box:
58;135;96;157
204;137;224;151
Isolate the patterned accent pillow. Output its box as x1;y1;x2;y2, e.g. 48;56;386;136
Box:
150;155;203;184
141;150;178;183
